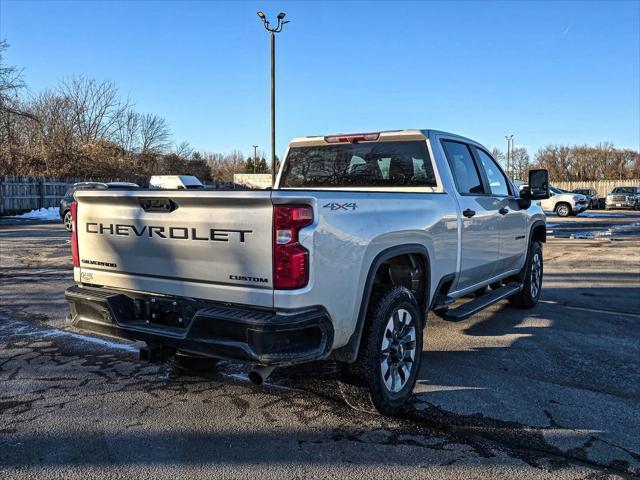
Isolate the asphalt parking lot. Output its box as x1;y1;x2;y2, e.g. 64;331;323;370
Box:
1;212;639;479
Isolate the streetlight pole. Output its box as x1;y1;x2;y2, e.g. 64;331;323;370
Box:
505;134;513;178
252;145;259;174
257;11;290;186
510;135;515;178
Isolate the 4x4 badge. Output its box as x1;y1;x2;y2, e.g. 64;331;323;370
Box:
323;202;357;211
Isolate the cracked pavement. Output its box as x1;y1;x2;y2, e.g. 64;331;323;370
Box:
1;217;639;479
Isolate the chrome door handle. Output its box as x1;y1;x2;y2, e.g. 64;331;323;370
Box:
463;209;476;218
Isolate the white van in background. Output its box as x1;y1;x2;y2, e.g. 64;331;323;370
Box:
149;175;205;190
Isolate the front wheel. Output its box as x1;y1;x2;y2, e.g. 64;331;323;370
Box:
555;203;571;217
339;287;423;415
508;241;543;309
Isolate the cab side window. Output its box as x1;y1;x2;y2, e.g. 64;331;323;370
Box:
474;148;510;196
441;140;484;194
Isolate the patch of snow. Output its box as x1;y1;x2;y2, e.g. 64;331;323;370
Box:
20;326;139;352
569;231;610;239
9;207;60;220
1;316;139;352
577;212;628;218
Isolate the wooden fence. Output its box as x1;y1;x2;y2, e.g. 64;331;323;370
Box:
0;176;141;216
554;179;640;198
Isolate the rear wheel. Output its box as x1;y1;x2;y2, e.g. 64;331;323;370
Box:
508;241;543;309
63;211;73;231
339;287;423;415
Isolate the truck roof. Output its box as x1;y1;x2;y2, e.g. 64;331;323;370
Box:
288;129;479;148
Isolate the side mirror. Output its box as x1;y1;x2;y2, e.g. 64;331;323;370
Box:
528;169;550;200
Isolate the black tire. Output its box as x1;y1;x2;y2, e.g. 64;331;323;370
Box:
339;286;423;416
168;351;219;374
555;203;571;217
508;241;543;309
63;211;73;231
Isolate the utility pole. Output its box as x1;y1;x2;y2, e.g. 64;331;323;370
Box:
257;11;290;186
252;145;259;174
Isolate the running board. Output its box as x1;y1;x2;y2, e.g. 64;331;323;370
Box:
438;283;523;322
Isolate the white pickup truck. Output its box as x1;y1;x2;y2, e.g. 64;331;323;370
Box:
66;129;550;415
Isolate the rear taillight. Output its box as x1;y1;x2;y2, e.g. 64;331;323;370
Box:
273;205;313;289
70;201;79;267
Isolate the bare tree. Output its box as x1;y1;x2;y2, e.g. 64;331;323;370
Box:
200;150;247;182
510;147;530;181
0;40;34;118
59;75;130;143
0;40;39;175
533;143;639;182
139;113;171;154
174;141;193;159
27;90;79;176
113;109;140;154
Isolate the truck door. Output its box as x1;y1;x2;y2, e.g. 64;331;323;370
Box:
472;147;527;274
441;140;501;291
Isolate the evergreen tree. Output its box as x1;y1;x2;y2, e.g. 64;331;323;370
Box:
245;157;255;173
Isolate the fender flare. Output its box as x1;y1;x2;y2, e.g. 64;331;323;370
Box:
516;220;546;282
529;219;546;243
329;244;431;363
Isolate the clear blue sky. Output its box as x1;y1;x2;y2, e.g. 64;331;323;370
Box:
1;0;639;158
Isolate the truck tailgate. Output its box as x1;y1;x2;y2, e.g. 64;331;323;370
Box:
74;190;274;307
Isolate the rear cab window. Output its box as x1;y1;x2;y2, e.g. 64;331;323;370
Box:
280;140;437;190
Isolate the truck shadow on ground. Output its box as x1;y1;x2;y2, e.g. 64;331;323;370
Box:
409;289;640;475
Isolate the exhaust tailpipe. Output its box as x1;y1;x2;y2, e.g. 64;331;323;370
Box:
248;365;275;385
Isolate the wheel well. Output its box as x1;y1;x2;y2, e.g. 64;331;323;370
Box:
371;253;428;312
329;246;430;363
531;223;546;243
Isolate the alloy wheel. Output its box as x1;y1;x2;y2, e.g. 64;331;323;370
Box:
380;308;416;393
64;212;73;231
531;252;542;298
557;205;569;217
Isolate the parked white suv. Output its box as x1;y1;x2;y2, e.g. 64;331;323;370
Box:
540;185;589;217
